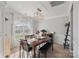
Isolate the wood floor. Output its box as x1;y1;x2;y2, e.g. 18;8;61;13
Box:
46;43;73;58
10;43;73;58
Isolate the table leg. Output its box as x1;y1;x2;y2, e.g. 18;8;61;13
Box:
52;44;53;51
19;43;21;58
32;47;36;58
34;47;36;58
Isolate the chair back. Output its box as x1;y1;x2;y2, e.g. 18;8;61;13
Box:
48;33;53;43
20;40;28;51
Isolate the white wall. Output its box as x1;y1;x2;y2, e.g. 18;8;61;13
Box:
73;2;79;58
39;16;68;45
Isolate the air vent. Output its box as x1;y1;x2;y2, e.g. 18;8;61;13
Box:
50;1;65;7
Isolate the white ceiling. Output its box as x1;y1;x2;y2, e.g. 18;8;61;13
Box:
6;1;72;19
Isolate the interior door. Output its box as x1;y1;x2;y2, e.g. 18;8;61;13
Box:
4;11;13;57
0;6;4;57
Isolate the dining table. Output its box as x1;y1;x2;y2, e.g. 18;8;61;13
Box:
19;37;49;58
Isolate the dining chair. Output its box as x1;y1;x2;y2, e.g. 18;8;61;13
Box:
19;40;32;58
38;33;53;58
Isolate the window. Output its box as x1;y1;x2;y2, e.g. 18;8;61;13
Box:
14;21;33;40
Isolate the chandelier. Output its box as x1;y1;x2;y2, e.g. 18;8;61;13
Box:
34;8;44;20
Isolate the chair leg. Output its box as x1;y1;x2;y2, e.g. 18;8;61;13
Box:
22;50;24;58
44;52;47;58
27;52;28;58
19;44;21;58
38;51;40;58
52;44;53;51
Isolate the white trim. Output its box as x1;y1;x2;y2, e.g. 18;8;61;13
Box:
45;14;68;20
68;2;73;16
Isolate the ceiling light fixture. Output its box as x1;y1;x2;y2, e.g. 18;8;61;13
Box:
34;8;44;20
